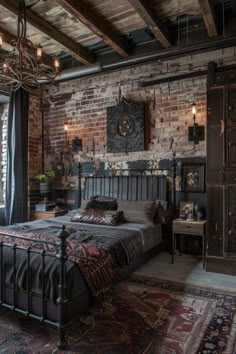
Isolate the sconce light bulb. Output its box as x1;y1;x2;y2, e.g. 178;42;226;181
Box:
192;102;196;115
64;122;68;132
0;34;2;49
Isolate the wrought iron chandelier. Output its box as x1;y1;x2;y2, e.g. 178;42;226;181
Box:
0;0;60;92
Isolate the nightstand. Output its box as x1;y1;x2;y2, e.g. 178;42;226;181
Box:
172;219;206;267
32;208;68;220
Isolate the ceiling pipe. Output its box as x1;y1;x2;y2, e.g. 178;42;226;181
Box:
55;62;102;81
103;35;236;71
55;35;236;83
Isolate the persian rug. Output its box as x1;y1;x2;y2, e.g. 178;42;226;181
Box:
0;274;236;353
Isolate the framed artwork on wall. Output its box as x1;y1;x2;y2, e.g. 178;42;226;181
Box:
107;98;145;153
182;163;205;192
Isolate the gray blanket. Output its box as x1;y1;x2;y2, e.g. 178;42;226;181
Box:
1;214;144;302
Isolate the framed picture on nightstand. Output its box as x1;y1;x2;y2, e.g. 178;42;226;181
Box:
182;163;205;192
179;201;194;220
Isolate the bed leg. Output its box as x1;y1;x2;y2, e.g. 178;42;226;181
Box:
57;328;67;350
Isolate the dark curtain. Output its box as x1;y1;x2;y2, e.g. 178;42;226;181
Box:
5;88;29;225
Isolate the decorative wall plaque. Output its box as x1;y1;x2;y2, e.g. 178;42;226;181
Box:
107;99;145;153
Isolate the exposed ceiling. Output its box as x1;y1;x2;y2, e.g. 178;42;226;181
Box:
0;0;235;71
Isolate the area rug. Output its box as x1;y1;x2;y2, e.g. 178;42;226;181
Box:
0;274;236;353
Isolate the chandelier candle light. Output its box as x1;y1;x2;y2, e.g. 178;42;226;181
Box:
0;0;60;92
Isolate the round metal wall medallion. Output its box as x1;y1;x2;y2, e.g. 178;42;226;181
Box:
117;115;135;137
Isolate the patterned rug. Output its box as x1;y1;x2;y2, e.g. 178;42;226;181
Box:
0;274;236;353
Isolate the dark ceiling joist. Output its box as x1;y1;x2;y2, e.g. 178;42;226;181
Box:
198;0;217;37
57;0;129;58
0;0;94;64
0;27;55;67
128;0;172;48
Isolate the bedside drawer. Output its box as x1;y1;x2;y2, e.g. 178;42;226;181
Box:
173;221;205;234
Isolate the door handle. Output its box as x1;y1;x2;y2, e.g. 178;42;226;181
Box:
220;120;224;136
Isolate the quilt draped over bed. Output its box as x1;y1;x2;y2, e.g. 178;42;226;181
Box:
0;228;118;302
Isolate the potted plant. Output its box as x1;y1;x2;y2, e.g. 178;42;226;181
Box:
34;170;56;196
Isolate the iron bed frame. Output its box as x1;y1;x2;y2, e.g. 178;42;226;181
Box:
0;160;177;350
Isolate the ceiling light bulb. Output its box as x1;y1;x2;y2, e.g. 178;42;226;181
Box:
3;63;7;73
54;57;60;72
36;44;43;61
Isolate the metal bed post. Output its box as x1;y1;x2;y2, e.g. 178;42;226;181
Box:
78;162;82;208
56;225;69;350
171;158;177;213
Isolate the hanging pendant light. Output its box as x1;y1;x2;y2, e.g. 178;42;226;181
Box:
0;0;60;92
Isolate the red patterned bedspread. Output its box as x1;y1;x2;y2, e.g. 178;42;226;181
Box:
0;227;117;302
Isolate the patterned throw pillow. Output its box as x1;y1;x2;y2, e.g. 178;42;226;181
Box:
71;209;123;226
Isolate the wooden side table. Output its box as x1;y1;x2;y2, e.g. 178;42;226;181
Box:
172;219;206;267
32;208;68;220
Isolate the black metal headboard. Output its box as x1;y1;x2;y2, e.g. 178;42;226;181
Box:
83;174;167;201
78;160;177;208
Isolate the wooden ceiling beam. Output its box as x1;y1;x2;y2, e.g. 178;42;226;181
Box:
128;0;171;48
0;27;15;45
198;0;217;37
0;27;55;67
57;0;129;57
0;0;94;64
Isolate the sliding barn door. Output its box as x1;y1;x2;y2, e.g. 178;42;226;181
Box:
206;63;236;274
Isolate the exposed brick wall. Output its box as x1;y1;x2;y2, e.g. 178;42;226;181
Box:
43;47;236;173
28;94;43;212
43;48;235;187
28;95;42;189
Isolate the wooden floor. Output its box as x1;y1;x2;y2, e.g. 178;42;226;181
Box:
136;251;236;292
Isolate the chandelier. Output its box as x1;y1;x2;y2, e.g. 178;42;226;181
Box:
0;0;60;92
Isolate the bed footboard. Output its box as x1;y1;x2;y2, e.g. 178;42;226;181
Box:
0;225;70;350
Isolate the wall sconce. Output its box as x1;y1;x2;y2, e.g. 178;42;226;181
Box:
72;136;82;152
64;121;69;147
188;102;205;144
64;121;68;134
